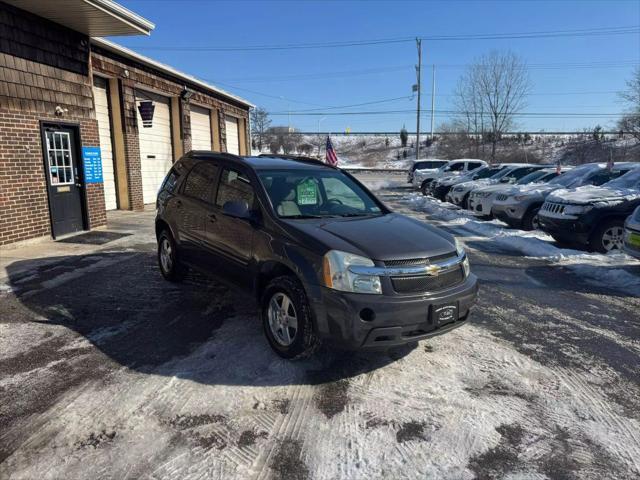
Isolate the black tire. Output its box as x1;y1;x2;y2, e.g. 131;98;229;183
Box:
157;230;187;282
521;207;541;231
261;276;320;360
462;193;470;210
589;218;625;253
421;180;431;196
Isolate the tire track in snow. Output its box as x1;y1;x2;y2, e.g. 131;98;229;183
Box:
553;367;640;475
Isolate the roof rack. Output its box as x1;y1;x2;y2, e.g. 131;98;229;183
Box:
257;154;336;168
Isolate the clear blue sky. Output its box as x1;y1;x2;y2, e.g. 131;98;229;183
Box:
115;0;640;133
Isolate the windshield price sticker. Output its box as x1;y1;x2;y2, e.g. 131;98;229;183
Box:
297;180;318;205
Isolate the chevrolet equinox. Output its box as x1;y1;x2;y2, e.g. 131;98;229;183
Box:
155;152;478;359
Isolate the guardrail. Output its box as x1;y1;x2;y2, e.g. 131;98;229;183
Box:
343;168;406;174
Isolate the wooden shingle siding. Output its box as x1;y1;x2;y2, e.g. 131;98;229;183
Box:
0;2;89;76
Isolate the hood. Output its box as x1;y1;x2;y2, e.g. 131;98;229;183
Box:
547;185;640;205
456;178;496;190
283;213;456;261
475;183;519;194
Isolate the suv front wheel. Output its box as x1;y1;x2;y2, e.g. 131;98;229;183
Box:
590;219;625;253
262;276;320;359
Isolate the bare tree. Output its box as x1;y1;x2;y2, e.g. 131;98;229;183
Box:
250;107;272;152
454;51;531;161
618;67;640;141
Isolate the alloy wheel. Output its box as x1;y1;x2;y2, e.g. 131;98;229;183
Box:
160;238;173;273
267;292;298;346
602;226;624;252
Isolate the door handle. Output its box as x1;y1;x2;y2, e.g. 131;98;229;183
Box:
208;213;217;223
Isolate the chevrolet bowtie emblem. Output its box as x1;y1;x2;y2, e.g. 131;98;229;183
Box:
426;264;441;276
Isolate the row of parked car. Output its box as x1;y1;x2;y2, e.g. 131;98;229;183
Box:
407;159;640;256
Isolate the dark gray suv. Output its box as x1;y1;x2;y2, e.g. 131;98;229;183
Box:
155;152;478;359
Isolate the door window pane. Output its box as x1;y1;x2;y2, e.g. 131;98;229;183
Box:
216;169;254;207
45;131;74;185
183;162;218;203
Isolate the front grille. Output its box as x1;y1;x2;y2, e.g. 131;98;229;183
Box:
383;251;457;267
391;265;465;293
541;202;565;214
496;194;508;201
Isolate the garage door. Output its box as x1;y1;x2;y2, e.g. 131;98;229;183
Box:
136;91;173;204
225;115;239;155
92;77;117;210
190;105;212;151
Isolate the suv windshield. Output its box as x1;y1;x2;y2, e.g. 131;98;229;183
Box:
259;169;383;218
603;168;640;190
517;170;549;185
412;160;447;171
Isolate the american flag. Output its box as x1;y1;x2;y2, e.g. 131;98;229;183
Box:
556;160;561;175
325;136;338;166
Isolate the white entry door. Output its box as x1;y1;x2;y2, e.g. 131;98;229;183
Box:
190;105;212;151
224;115;240;155
136;91;173;204
92;77;117;210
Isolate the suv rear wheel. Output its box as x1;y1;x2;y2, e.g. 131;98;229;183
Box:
158;230;187;282
262;276;320;359
421;180;431;196
590;219;625;253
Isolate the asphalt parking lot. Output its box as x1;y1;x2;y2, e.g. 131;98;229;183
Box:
1;172;639;480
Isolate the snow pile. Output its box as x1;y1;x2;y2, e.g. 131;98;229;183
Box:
404;193;640;296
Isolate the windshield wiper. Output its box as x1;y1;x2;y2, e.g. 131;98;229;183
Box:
281;214;328;219
336;213;380;217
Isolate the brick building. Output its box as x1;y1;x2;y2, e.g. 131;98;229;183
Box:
0;0;253;246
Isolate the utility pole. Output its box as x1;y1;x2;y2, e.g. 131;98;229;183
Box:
415;38;422;160
430;64;436;140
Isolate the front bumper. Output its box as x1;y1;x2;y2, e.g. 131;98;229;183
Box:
308;274;478;350
537;214;591;244
433;185;452;201
449;189;468;205
492;202;526;227
623;227;640;259
468;195;494;216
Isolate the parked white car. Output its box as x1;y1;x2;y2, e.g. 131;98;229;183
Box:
406;159;448;184
413;159;486;194
448;164;528;207
467;168;560;217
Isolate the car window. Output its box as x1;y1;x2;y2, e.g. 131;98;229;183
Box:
517;170;548;184
506;167;538;181
216;168;255;207
160;167;180;194
412;161;446;171
445;163;465;172
602;168;640;189
183;162;218;203
467;162;483;170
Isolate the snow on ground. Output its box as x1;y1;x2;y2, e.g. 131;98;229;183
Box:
403;193;640;296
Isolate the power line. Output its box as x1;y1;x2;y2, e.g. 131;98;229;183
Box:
267;109;626;117
124;25;640;52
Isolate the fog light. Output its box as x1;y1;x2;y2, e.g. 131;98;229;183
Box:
359;308;375;322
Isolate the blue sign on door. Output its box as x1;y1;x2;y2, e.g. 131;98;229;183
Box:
82;146;103;183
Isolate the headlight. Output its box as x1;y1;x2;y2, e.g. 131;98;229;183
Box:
477;192;493;198
563;204;593;215
322;250;382;294
514;194;530;201
455;238;470;277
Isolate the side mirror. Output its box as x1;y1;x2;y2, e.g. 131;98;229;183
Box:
222;200;251;220
499;177;510;183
